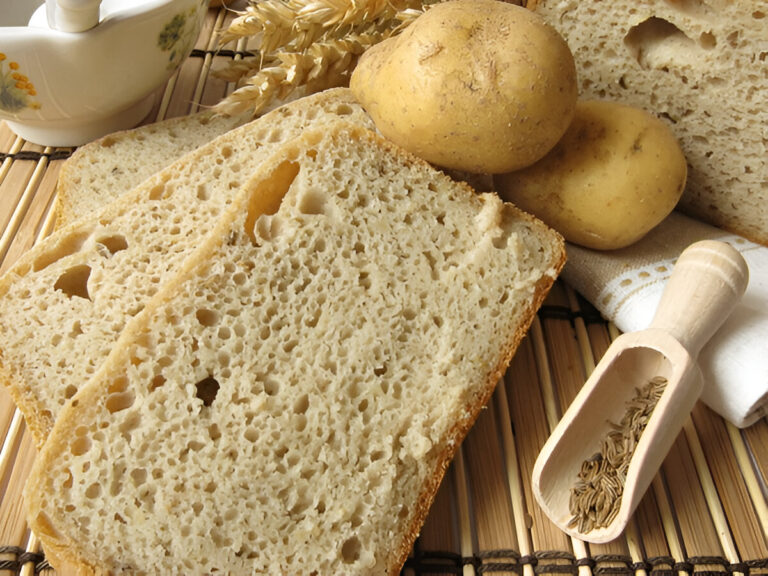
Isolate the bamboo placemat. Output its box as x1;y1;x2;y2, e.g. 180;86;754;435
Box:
1;5;767;575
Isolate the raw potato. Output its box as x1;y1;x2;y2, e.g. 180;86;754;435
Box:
494;100;687;250
349;0;578;174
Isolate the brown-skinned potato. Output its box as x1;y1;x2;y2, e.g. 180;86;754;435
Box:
350;0;578;174
495;100;688;250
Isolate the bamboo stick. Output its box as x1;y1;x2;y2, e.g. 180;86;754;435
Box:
453;447;476;576
650;473;688;576
0;136;23;186
18;532;40;576
0;409;23;488
189;8;229;113
496;379;536;576
506;335;571;551
727;422;768;542
464;399;517;549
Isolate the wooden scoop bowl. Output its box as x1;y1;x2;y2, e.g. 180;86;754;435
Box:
532;240;749;543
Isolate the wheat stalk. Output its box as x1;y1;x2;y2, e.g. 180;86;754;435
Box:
215;30;389;116
213;0;435;116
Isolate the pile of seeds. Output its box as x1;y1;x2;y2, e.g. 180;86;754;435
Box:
568;376;668;533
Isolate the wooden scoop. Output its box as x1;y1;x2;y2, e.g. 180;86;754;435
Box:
532;240;749;543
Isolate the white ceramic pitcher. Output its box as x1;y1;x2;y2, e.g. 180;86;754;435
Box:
1;0;208;146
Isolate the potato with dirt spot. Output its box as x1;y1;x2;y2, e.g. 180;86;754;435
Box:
494;100;687;250
349;0;578;174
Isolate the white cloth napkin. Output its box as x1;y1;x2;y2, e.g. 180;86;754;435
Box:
561;211;768;428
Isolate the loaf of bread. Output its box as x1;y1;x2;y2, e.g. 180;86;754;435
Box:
25;122;565;576
55;110;252;228
528;0;768;245
0;88;373;447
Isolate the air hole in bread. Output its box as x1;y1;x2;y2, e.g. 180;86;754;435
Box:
108;376;129;394
148;183;166;200
274;444;288;459
246;160;299;246
754;10;766;18
182;441;202;455
232;271;247;286
699;31;716;49
70;436;91;456
341;536;362;564
334;103;353;116
149;375;166;392
85;482;101;499
196;308;219;327
244;427;258;443
106;390;135;414
624;17;699;69
267;129;283;143
64;384;77;399
32;231;91;272
130;468;147;486
195;376;220;407
293;414;308;432
54;265;92;300
221;145;233;159
119;411;141;437
297;188;327;215
263;376;280;397
95;234;128;256
293;394;309;414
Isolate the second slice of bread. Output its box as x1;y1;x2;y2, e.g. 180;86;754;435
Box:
26;122;565;576
55;110;253;228
0;88;373;446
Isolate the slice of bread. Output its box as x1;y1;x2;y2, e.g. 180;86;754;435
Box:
55;110;253;228
528;0;768;245
25;122;565;576
0;88;373;447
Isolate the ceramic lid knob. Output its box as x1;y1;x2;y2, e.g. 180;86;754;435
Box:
50;0;102;32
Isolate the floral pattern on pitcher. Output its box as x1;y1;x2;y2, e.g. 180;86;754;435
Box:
0;53;40;113
157;2;206;70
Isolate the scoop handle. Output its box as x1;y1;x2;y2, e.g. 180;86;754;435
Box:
649;240;748;358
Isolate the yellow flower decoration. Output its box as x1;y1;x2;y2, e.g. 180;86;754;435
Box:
1;57;41;113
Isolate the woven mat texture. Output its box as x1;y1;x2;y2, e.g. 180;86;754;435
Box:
0;5;767;575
